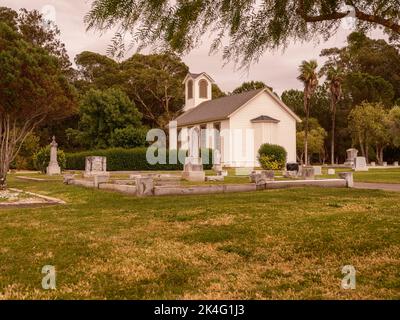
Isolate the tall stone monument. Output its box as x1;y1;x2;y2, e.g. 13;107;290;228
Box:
46;136;61;175
344;148;358;166
182;128;205;182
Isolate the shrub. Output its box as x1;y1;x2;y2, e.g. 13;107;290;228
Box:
33;146;66;173
65;148;213;171
110;126;148;148
258;143;287;170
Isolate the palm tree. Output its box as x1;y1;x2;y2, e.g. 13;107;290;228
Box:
297;60;319;165
327;67;343;165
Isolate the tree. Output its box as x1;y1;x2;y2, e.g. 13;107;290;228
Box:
0;7;72;74
67;88;145;149
0;23;76;189
297;60;319;165
326;67;344;164
388;106;400;147
343;72;395;107
321;32;400;100
232;81;272;95
348;102;390;164
296;118;327;164
85;1;400;67
212;84;227;99
74;51;189;128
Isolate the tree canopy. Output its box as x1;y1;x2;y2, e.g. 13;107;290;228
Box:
0;22;76;187
86;1;400;66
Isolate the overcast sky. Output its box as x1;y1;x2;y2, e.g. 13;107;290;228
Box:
2;0;384;95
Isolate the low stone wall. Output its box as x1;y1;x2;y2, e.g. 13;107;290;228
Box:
154;184;256;196
99;183;137;195
263;179;347;189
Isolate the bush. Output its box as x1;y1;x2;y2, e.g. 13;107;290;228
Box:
33;146;66;173
258;143;287;170
110;126;147;148
65;148;214;171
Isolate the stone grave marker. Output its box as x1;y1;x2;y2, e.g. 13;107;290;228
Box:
46;136;61;175
84;156;109;178
354;157;368;171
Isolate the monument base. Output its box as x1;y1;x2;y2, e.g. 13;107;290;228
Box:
46;164;61;175
182;171;206;182
83;171;110;178
182;157;205;182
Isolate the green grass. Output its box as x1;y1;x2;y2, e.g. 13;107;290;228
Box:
0;174;399;300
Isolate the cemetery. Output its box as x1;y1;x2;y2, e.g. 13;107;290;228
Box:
1;3;399;302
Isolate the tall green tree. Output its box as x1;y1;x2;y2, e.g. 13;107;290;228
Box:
67;88;145;149
296;118;327;164
326;67;344;164
86;1;400;67
0;23;76;188
348;102;390;164
297;60;319;165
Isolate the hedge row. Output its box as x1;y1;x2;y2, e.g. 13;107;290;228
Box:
65;148;214;171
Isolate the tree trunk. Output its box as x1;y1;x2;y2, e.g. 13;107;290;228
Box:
365;144;369;164
304;102;309;165
331;106;336;165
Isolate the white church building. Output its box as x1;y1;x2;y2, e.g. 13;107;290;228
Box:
169;72;301;167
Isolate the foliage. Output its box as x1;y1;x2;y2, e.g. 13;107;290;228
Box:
33;146;66;173
85;1;400;68
296;118;327;163
297;59;319;165
348;102;391;163
343;72;394;107
321;32;400;100
110;126;148;148
257;144;287;170
388;106;400;147
65;148;213;171
12;133;40;170
232;81;272;95
74;51;189;128
68;88;145;149
0;22;76;188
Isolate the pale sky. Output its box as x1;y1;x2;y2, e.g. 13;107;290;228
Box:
1;0;385;95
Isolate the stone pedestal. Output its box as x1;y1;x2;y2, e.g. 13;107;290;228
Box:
84;156;109;178
136;177;154;196
339;172;354;188
182;157;205;182
394;161;399;167
46;136;61;175
344;148;358;166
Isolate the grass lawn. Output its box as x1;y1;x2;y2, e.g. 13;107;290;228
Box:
0;174;399;300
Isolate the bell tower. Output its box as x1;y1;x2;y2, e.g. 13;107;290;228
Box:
183;72;214;112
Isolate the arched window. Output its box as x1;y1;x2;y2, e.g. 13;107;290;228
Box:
199;79;208;99
187;80;193;99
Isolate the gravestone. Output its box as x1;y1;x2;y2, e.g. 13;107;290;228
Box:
370;162;376;167
383;162;388;167
394;161;399;167
136;177;154;196
313;166;322;176
84;156;109;178
212;149;223;172
46;136;61;175
182;128;205;182
354;156;368;171
63;174;76;184
344;148;358;166
328;169;336;175
300;167;315;180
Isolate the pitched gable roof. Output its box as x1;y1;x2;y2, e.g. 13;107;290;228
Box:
175;89;264;126
251;115;280;123
175;88;301;127
182;72;215;84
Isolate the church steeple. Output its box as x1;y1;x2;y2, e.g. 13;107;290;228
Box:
183;72;215;111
